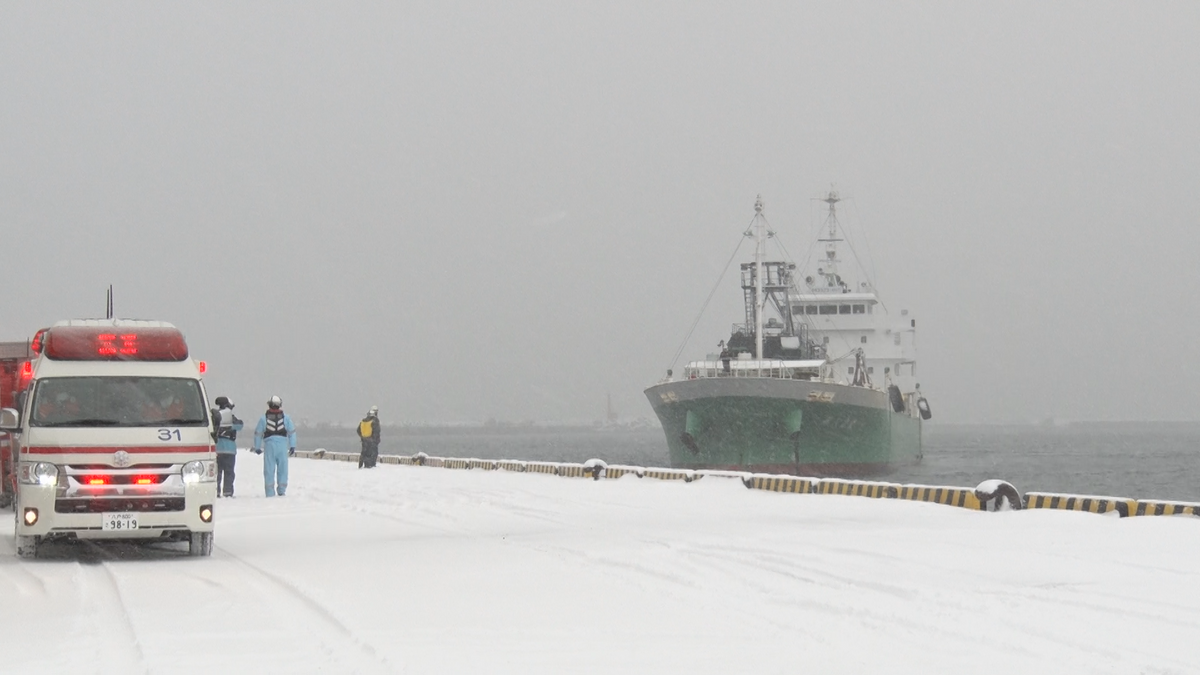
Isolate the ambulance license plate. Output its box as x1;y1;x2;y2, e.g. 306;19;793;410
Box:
102;512;139;531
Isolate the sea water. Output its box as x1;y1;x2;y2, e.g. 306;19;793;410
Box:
297;422;1200;503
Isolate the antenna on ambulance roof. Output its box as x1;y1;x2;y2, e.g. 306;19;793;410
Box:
106;285;113;320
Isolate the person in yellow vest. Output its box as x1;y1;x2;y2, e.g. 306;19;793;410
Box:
356;406;381;468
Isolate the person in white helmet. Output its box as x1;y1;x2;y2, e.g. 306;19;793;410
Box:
356;405;381;468
253;395;296;497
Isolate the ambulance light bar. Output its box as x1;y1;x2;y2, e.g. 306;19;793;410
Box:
30;328;47;355
43;327;189;361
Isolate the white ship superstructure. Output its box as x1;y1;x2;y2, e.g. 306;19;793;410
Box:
789;191;920;403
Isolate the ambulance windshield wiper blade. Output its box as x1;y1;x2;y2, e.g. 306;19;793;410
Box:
38;419;123;427
152;418;205;426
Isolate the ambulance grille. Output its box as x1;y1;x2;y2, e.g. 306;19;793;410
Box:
54;497;186;513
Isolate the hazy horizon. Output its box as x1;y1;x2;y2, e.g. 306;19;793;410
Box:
3;3;1198;426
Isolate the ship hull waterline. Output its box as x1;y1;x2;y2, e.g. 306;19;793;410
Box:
644;377;922;478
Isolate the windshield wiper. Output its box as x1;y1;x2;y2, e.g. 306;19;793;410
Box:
150;418;205;426
36;419;124;428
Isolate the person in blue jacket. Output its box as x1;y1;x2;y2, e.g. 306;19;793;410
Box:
253;395;297;497
212;396;244;498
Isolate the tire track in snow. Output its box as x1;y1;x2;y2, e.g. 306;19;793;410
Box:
72;545;150;674
0;558;49;598
220;548;397;674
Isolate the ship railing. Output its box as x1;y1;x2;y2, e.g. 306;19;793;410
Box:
682;359;824;381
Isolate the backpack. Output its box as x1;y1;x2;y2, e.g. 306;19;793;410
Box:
359;419;373;438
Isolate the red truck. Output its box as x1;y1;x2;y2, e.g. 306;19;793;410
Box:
0;338;36;508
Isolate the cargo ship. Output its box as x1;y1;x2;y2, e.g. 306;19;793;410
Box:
644;193;929;476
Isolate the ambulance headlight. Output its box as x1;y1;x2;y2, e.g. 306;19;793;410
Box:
19;462;59;486
182;460;216;484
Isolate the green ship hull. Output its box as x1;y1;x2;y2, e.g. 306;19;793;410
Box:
645;377;922;477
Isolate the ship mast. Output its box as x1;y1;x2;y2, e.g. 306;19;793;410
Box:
817;190;846;293
752;196;766;364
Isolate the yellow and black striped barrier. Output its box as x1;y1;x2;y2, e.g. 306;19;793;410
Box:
602;465;641;479
1130;499;1200;517
817;479;896;499
525;462;559;476
895;485;984;510
642;468;699;482
1023;492;1133;517
296;452;1198;519
744;475;815;494
556;464;590;478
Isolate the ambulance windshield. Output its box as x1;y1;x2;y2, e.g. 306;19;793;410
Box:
30;377;208;428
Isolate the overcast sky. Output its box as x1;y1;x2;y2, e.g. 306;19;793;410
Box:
2;2;1197;424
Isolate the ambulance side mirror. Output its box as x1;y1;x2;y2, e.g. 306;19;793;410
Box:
0;408;19;431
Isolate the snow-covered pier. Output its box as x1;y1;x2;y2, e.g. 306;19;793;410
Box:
3;454;1199;674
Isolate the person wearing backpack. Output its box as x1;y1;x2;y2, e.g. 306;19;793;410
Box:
357;406;381;468
253;395;297;497
212;396;244;498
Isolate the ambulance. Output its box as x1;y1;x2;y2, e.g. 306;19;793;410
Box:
0;320;217;558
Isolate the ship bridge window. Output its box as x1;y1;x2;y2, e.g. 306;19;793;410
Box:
839;305;851;314
806;305;817;315
860;336;867;344
818;305;836;315
853;304;865;314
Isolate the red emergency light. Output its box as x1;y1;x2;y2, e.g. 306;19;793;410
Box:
197;361;207;375
43;326;189;362
30;328;47;355
20;361;32;382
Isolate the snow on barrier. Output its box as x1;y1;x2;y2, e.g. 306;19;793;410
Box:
1131;499;1200;517
894;484;984;511
816;479;897;499
524;462;559;476
1023;492;1133;517
641;468;700;482
556;464;591;478
743;475;816;494
974;480;1022;511
697;470;751;481
602;465;642;479
581;459;607;480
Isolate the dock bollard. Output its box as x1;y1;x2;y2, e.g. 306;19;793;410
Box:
974;480;1022;511
583;459;607;481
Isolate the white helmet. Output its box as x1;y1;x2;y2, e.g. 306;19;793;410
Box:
268;395;282;409
369;406;378;416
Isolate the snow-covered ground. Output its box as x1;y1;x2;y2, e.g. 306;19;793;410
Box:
3;456;1198;674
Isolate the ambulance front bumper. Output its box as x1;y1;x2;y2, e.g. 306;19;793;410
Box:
16;482;216;538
